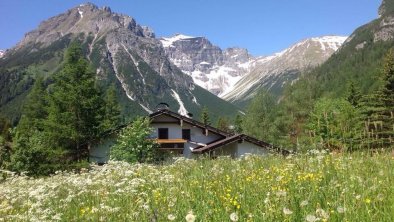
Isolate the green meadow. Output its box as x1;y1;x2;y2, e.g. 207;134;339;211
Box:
1;151;393;221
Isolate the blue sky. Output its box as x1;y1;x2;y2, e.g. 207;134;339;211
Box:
0;0;381;55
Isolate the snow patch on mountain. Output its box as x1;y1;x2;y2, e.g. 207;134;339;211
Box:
222;35;348;102
140;103;152;113
161;34;256;96
0;50;4;58
171;89;189;116
161;34;195;48
78;8;84;18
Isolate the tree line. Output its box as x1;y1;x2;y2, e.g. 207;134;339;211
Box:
0;42;121;175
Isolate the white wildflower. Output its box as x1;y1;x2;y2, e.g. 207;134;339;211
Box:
305;214;319;222
283;207;293;215
276;190;287;197
185;210;196;222
300;200;309;207
336;206;346;213
316;208;329;219
167;214;176;221
230;212;239;221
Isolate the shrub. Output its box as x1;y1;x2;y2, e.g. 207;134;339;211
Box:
110;117;159;163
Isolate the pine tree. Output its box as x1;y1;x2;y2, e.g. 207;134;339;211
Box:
360;49;394;149
234;114;243;134
200;106;211;125
216;116;230;133
379;49;394;147
17;76;48;134
346;81;362;107
101;84;121;131
9;76;64;175
47;42;103;159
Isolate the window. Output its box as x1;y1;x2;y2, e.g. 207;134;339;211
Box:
158;128;168;139
182;129;191;140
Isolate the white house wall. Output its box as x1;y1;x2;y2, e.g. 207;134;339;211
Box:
236;141;269;157
213;142;238;157
89;136;116;163
150;121;223;158
212;141;269;158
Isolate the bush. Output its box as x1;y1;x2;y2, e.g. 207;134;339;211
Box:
110;117;159;163
9;131;74;176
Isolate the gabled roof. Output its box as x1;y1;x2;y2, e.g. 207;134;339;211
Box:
149;109;230;137
192;134;290;155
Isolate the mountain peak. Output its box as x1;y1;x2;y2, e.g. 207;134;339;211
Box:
14;3;157;50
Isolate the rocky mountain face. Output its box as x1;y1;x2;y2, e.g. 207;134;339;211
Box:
0;3;239;123
160;34;256;96
379;0;394;17
221;36;347;105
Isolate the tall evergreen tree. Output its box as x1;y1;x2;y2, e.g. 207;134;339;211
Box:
346;81;362;107
47;42;103;159
101;84;121;131
360;49;394;149
200;106;211;125
9;76;64;175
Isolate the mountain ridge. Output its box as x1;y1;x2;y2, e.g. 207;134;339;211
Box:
0;3;239;123
222;35;347;105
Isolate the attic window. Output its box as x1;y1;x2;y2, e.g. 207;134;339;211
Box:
158;128;168;139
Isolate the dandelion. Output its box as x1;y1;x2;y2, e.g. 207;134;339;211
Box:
230;212;239;221
167;214;176;221
306;214;319;222
185;211;196;222
364;198;371;204
337;206;346;213
283;207;293;215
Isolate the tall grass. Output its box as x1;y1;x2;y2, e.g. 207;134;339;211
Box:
1;151;393;221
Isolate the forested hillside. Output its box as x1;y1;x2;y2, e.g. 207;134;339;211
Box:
241;0;394;151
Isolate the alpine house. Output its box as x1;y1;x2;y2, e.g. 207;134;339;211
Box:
90;108;288;163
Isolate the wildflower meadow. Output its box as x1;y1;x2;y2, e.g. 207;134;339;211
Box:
1;151;393;221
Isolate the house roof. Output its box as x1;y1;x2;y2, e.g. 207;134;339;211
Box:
192;134;290;155
149;109;230;137
150;109;290;155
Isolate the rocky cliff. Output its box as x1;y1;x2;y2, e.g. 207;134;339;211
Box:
160;34;256;96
